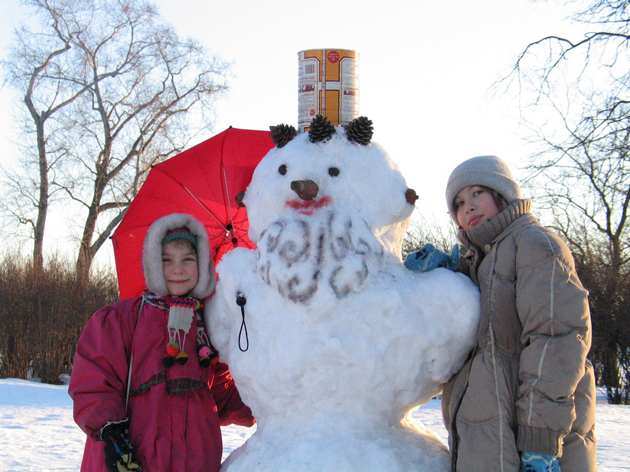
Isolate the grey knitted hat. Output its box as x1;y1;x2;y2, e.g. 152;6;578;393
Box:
445;155;521;223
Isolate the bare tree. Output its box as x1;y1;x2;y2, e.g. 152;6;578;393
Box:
499;0;630;403
0;0;229;277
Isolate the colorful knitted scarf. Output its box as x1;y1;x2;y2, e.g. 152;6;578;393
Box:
144;291;214;367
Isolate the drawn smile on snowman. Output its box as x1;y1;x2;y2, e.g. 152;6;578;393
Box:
285;179;332;215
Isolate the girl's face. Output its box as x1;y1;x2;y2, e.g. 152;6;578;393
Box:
161;240;199;297
454;185;501;231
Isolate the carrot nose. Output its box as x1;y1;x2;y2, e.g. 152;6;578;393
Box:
291;180;319;201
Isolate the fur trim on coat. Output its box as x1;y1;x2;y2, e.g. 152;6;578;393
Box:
142;213;215;298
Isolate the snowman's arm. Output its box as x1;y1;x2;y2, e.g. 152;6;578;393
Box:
212;360;256;427
419;270;480;383
205;249;256;354
206;283;232;336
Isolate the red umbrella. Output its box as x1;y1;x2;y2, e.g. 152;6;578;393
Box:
112;127;274;300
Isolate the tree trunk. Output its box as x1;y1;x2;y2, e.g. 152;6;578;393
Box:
33;117;48;273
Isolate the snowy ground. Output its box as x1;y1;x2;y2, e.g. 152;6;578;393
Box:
0;378;627;471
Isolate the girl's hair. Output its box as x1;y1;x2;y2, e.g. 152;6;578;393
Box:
485;186;508;212
451;185;509;215
163;237;197;255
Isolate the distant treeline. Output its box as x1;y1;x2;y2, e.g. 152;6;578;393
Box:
0;254;118;384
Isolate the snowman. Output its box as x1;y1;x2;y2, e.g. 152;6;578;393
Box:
206;115;480;471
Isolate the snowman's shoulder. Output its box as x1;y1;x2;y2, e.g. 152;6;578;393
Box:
384;263;479;300
421;267;478;292
216;247;257;277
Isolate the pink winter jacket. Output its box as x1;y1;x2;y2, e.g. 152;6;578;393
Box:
69;295;254;472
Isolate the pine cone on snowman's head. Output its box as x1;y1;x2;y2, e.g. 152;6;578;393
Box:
270;124;297;148
344;116;373;145
308;115;336;143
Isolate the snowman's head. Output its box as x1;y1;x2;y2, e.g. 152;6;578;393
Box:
241;116;417;254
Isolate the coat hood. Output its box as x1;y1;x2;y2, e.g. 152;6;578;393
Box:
143;213;215;298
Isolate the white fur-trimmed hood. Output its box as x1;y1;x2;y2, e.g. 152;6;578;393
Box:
143;213;215;298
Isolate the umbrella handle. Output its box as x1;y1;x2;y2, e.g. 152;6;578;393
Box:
236;292;249;352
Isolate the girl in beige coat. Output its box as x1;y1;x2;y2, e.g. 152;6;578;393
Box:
440;156;597;472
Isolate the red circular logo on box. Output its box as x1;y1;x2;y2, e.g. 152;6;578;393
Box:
327;51;340;63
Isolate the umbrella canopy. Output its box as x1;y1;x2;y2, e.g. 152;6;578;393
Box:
112;127;274;299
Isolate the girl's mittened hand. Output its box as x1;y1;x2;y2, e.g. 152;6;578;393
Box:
109;453;142;472
101;419;142;472
519;452;561;472
404;244;460;272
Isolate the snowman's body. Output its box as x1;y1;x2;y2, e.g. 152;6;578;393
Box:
207;119;479;471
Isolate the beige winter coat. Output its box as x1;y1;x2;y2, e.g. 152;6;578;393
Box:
441;199;597;472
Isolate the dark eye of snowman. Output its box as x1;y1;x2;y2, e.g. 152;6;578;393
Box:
278;164;287;175
328;167;340;177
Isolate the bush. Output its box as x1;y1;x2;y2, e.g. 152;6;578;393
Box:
0;253;119;384
573;248;630;404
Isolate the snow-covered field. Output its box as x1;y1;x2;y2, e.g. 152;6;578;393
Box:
0;378;628;471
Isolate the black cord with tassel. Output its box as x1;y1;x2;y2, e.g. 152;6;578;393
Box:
236;292;249;352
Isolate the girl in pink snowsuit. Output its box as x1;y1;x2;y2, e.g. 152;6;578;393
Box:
69;213;254;472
